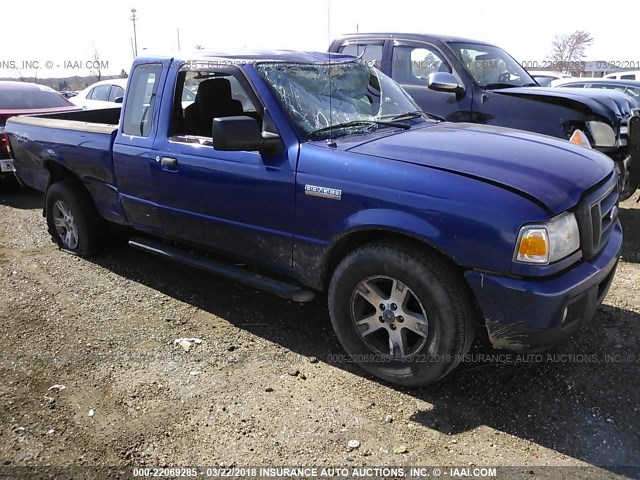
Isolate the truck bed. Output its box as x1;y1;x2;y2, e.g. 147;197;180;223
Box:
7;107;120;193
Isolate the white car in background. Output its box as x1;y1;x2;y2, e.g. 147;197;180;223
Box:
70;79;128;110
604;70;640;81
71;78;197;110
527;70;573;86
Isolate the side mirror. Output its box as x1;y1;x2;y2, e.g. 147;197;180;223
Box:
428;72;465;95
114;97;124;104
212;116;281;154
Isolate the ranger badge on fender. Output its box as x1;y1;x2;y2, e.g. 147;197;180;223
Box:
305;184;342;200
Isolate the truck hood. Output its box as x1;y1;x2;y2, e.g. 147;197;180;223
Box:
494;87;637;125
347;122;613;213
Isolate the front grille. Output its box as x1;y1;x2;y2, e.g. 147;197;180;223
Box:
576;174;618;261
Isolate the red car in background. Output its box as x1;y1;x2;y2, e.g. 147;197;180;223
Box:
0;81;77;181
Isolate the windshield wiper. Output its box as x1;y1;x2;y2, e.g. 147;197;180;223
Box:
390;110;445;122
309;120;411;139
483;82;522;90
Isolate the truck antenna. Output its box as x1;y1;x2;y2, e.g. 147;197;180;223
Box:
326;0;336;148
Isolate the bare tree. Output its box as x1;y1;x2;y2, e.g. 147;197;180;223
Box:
90;44;102;82
548;31;593;73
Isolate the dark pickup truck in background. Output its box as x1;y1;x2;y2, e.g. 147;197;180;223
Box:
329;33;640;200
6;51;622;386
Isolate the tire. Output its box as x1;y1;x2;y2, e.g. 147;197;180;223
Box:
616;160;636;202
45;180;107;256
619;180;635;202
328;242;476;387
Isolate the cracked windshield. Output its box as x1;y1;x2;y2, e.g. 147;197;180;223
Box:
257;61;420;139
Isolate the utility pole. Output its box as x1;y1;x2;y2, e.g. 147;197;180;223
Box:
177;28;181;51
131;8;138;58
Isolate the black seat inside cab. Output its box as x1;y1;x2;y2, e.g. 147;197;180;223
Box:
184;78;243;136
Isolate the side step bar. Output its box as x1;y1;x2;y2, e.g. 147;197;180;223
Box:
128;237;315;303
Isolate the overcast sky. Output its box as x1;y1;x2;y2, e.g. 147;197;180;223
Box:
2;0;638;78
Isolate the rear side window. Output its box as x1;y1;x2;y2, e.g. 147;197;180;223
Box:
621;74;636;80
122;63;163;137
0;85;72;109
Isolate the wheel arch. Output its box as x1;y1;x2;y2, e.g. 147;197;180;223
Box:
321;211;463;288
42;161;86;214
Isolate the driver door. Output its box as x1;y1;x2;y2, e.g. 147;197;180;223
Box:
148;66;296;269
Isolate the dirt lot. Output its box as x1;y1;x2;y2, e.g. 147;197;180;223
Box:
0;180;639;479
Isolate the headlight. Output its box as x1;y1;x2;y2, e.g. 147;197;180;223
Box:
586;121;616;147
514;212;580;265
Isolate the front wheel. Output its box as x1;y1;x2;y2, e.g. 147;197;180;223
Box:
616;158;637;201
45;180;106;256
328;242;476;387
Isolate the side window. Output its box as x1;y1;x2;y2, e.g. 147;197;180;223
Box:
621;74;636;80
170;69;259;140
109;86;125;102
392;45;450;86
91;85;111;101
338;43;383;69
122;63;162;137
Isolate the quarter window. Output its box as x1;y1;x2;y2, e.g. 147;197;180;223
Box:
339;44;383;69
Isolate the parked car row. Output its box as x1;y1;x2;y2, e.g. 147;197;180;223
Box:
551;77;640;102
0;81;77;181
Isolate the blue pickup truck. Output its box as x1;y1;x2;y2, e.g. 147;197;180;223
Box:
6;51;622;386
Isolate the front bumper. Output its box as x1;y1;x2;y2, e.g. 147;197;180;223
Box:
465;219;622;351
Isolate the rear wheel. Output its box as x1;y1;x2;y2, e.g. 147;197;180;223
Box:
45;180;106;256
328;242;476;387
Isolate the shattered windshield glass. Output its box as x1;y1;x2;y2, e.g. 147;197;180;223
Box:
256;60;421;139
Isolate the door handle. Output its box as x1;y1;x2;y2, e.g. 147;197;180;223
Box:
157;156;178;171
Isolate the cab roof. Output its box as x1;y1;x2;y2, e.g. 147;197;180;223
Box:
136;50;356;65
334;32;497;46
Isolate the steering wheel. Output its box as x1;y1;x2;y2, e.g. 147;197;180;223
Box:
498;72;511;83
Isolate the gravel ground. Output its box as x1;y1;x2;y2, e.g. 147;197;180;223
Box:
0;180;638;479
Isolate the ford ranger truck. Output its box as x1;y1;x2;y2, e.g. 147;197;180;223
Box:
6;52;622;386
329;33;640;200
